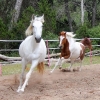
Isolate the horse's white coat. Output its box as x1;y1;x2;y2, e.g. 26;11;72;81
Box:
66;33;83;60
17;15;46;92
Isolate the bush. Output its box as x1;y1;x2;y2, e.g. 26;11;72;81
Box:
0;18;8;39
76;23;89;38
87;25;100;47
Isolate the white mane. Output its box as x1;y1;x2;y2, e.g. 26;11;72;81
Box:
66;32;76;46
66;32;76;38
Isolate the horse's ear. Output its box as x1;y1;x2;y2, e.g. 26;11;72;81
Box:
31;14;35;21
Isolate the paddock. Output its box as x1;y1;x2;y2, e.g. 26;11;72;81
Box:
0;63;100;100
0;38;100;100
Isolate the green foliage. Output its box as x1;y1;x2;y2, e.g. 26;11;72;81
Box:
38;0;56;33
87;25;100;38
76;23;89;38
76;23;100;50
43;31;58;40
0;18;7;39
44;31;59;53
1;0;100;56
87;25;100;47
0;6;35;56
11;6;35;40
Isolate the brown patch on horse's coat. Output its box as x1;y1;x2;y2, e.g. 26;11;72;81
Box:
60;31;71;59
80;44;85;60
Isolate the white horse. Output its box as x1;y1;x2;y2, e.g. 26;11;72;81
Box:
51;31;85;73
17;14;47;92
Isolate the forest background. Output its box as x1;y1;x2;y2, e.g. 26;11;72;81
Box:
0;0;100;56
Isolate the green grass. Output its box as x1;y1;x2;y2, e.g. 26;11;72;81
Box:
58;56;100;68
2;64;21;75
1;56;100;75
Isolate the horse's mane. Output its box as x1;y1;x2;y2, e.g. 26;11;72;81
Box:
25;14;44;36
25;20;33;36
66;32;76;43
66;32;76;38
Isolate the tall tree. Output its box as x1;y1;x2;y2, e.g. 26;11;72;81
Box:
9;0;23;30
64;0;73;31
92;0;97;27
81;0;84;25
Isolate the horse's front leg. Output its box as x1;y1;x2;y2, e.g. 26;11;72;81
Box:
17;53;40;93
17;58;27;92
50;58;62;73
19;60;39;92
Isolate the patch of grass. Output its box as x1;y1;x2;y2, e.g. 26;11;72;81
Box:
83;56;100;65
49;56;100;69
1;56;100;75
2;64;21;75
2;63;37;75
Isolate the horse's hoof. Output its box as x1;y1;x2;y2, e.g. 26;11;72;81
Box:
59;67;62;69
17;89;24;93
61;68;71;72
73;68;79;72
50;71;53;73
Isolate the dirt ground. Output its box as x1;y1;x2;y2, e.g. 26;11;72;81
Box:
0;64;100;100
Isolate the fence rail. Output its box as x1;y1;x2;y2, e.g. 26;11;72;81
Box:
0;38;100;52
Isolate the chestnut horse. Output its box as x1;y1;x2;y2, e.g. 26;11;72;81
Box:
50;31;92;73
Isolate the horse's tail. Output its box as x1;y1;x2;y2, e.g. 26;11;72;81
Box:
37;62;44;74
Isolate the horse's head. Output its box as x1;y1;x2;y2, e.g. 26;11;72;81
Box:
31;14;44;43
81;37;92;50
25;14;44;43
59;31;67;49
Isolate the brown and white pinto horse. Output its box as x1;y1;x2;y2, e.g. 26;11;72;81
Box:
50;31;92;73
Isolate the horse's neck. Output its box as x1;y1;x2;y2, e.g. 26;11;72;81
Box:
61;40;70;55
30;35;39;48
67;37;75;46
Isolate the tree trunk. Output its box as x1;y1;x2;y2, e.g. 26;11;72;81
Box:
9;0;23;30
64;0;73;32
92;0;97;27
81;0;84;25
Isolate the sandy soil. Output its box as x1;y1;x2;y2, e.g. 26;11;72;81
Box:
0;64;100;100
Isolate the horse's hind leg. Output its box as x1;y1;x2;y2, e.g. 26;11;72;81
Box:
68;60;74;71
79;60;82;71
17;58;27;92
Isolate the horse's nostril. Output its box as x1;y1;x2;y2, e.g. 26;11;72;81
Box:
35;37;41;43
59;46;62;49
